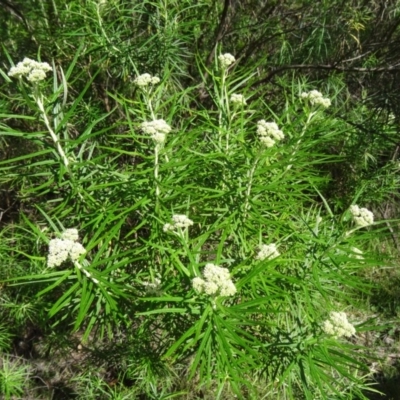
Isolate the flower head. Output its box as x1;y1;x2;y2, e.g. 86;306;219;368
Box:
141;119;171;144
134;73;160;87
255;243;280;261
192;277;205;293
47;229;86;268
27;69;47;82
143;277;162;294
171;214;193;228
47;238;70;268
218;53;235;68
230;93;247;106
300;90;331;108
257;120;284;147
322;311;356;338
61;228;79;242
349;205;374;227
152;132;166;144
69;242;86;261
8;58;52;82
192;263;236;297
163;214;193;232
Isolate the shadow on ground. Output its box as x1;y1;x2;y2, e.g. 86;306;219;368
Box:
367;374;400;400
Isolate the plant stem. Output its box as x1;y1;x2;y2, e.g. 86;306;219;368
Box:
154;143;160;210
218;73;225;150
243;155;260;219
285;110;316;172
35;91;70;168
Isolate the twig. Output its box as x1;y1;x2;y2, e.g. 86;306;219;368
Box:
253;62;400;86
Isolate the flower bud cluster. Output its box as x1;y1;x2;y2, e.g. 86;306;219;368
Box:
349;205;374;227
257;120;285;147
230;93;247;106
143;277;162;294
192;263;236;297
141;119;171;144
8;57;52;82
134;73;160;87
47;229;86;268
255;243;280;261
218;53;236;68
322;311;356;338
163;214;193;232
61;228;79;241
300;90;331;108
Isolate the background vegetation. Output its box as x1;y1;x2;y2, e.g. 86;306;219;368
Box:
0;0;400;398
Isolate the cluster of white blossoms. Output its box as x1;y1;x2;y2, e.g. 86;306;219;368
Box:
300;90;331;108
47;229;86;268
322;311;356;338
192;263;237;297
230;93;247;106
143;277;162;294
218;53;236;68
349;205;374;227
140;119;171;144
134;73;160;87
257;120;285;147
163;214;193;232
8;57;52;83
255;243;280;261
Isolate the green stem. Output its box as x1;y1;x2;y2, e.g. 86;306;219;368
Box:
146;95;155;120
285;110;316;173
218;72;226;150
74;261;99;284
140;89;159;209
35;91;70;169
243;156;260;219
154;144;160;211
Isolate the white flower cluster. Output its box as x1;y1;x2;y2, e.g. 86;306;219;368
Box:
140;119;171;144
255;243;280;261
47;229;86;268
230;93;247;106
192;263;236;297
134;73;160;87
143;277;162;294
300;90;331;108
163;214;193;232
257;120;285;147
349;205;374;227
218;53;235;68
61;228;79;241
322;311;356;338
8;57;52;82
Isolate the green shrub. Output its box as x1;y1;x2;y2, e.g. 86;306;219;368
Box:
0;47;384;399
